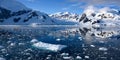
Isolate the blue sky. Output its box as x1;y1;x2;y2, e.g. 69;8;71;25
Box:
17;0;120;14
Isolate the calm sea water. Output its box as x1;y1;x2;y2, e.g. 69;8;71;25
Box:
0;25;120;60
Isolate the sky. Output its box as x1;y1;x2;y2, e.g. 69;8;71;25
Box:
17;0;120;14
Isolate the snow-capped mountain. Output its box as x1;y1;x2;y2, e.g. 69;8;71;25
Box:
0;0;120;26
79;7;120;27
0;0;77;25
50;12;80;22
50;6;120;27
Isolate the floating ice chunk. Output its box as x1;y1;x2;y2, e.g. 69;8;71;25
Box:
99;47;108;51
32;41;67;52
85;56;89;59
90;45;95;47
18;43;25;46
63;56;72;60
46;57;50;60
31;39;38;43
56;38;61;41
61;53;69;56
10;43;15;46
0;57;6;60
78;37;82;41
76;56;82;59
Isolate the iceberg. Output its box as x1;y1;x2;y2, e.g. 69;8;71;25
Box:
32;41;67;52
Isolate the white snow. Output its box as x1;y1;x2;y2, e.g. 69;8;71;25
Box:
32;41;67;52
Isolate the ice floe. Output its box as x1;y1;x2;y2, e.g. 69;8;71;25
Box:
32;40;67;52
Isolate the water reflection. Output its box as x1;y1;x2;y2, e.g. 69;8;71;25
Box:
0;25;120;60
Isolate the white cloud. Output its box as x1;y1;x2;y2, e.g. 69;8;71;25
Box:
83;5;119;16
84;5;96;16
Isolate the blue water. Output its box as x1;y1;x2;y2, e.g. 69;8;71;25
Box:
0;25;120;60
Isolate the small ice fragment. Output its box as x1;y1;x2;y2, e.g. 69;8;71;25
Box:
10;43;15;46
46;57;50;59
56;38;61;41
78;37;82;40
18;43;25;46
31;39;38;43
85;56;89;59
90;45;95;47
61;53;69;56
63;56;72;59
76;56;82;59
99;47;108;51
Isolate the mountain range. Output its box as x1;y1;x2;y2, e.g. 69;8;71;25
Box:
0;0;120;27
0;0;77;25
